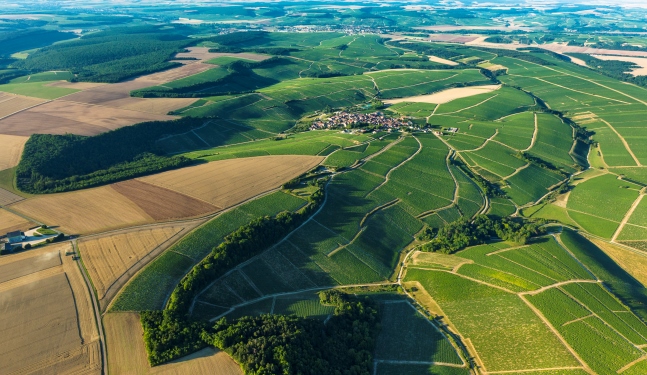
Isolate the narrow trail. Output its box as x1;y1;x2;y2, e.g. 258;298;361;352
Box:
518;279;599;296
612;187;646;242
416;150;460;219
73;240;108;375
522;113;538;152
367;135;422;196
598;117;642;166
502;163;530;180
618;355;647;374
465;129;498;152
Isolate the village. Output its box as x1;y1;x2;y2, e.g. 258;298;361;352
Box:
310;111;415;131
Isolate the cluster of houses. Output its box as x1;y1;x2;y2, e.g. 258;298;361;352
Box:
275;25;387;35
310;111;413;131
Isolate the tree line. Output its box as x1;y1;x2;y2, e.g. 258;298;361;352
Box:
16;117;207;193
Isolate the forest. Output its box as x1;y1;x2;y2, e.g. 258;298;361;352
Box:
16;117;206;193
419;216;545;254
12;26;192;82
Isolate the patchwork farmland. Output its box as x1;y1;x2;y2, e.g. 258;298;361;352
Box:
3;17;647;375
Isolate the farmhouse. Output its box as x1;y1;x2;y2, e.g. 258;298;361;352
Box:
7;230;24;243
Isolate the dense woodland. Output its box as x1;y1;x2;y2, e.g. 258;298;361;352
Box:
16;117;206;193
142;290;380;374
13;26;192;82
419;216;545;254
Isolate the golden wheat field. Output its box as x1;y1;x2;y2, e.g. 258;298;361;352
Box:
78;225;185;301
139;155;323;207
104;312;243;375
0;207;33;233
0;243;100;375
11;185;154;234
0;134;28;170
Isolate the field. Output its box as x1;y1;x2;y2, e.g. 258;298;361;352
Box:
139;155;323;207
0;93;47;118
12;155;319;234
383;85;500;104
0;134;28;170
0;243;101;374
566;173;641;237
111;191;309;311
0;207;33;233
78;225;188;305
0;100;176;136
103;312;242;375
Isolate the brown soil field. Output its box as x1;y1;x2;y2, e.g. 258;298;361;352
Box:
0;243;100;374
46;81;107;90
118;97;199;115
0;134;28;170
111;179;218;220
62;81;159;105
0;100;176;136
0;94;47;119
428;55;459;66
78;225;185;300
593;239;647;286
104;312;242;375
139;155;323;207
136;61;216;83
0;188;25;206
175;47;270;62
11;185;154;234
0;208;33;233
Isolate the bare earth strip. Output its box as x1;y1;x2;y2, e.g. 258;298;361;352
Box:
45;81;106;90
136;61;217;83
384;85;500;104
78;225;185;300
428;55;459;65
139;155;323;207
0;242;100;375
104;312;242;375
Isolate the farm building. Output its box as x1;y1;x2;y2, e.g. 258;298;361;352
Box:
7;230;24;243
0;242;16;254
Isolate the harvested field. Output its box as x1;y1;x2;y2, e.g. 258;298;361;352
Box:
0;248;61;284
104;312;242;375
0;243;100;375
62;81;159;105
118;97;199;115
79;225;185;300
139;155;323;207
175;46;271;62
136;61;216;83
0;100;176;136
0;208;32;233
11;185;153;234
45;81;107;90
0;94;47;119
0;134;28;170
384;85;500;105
111;180;218;220
428;55;458;65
